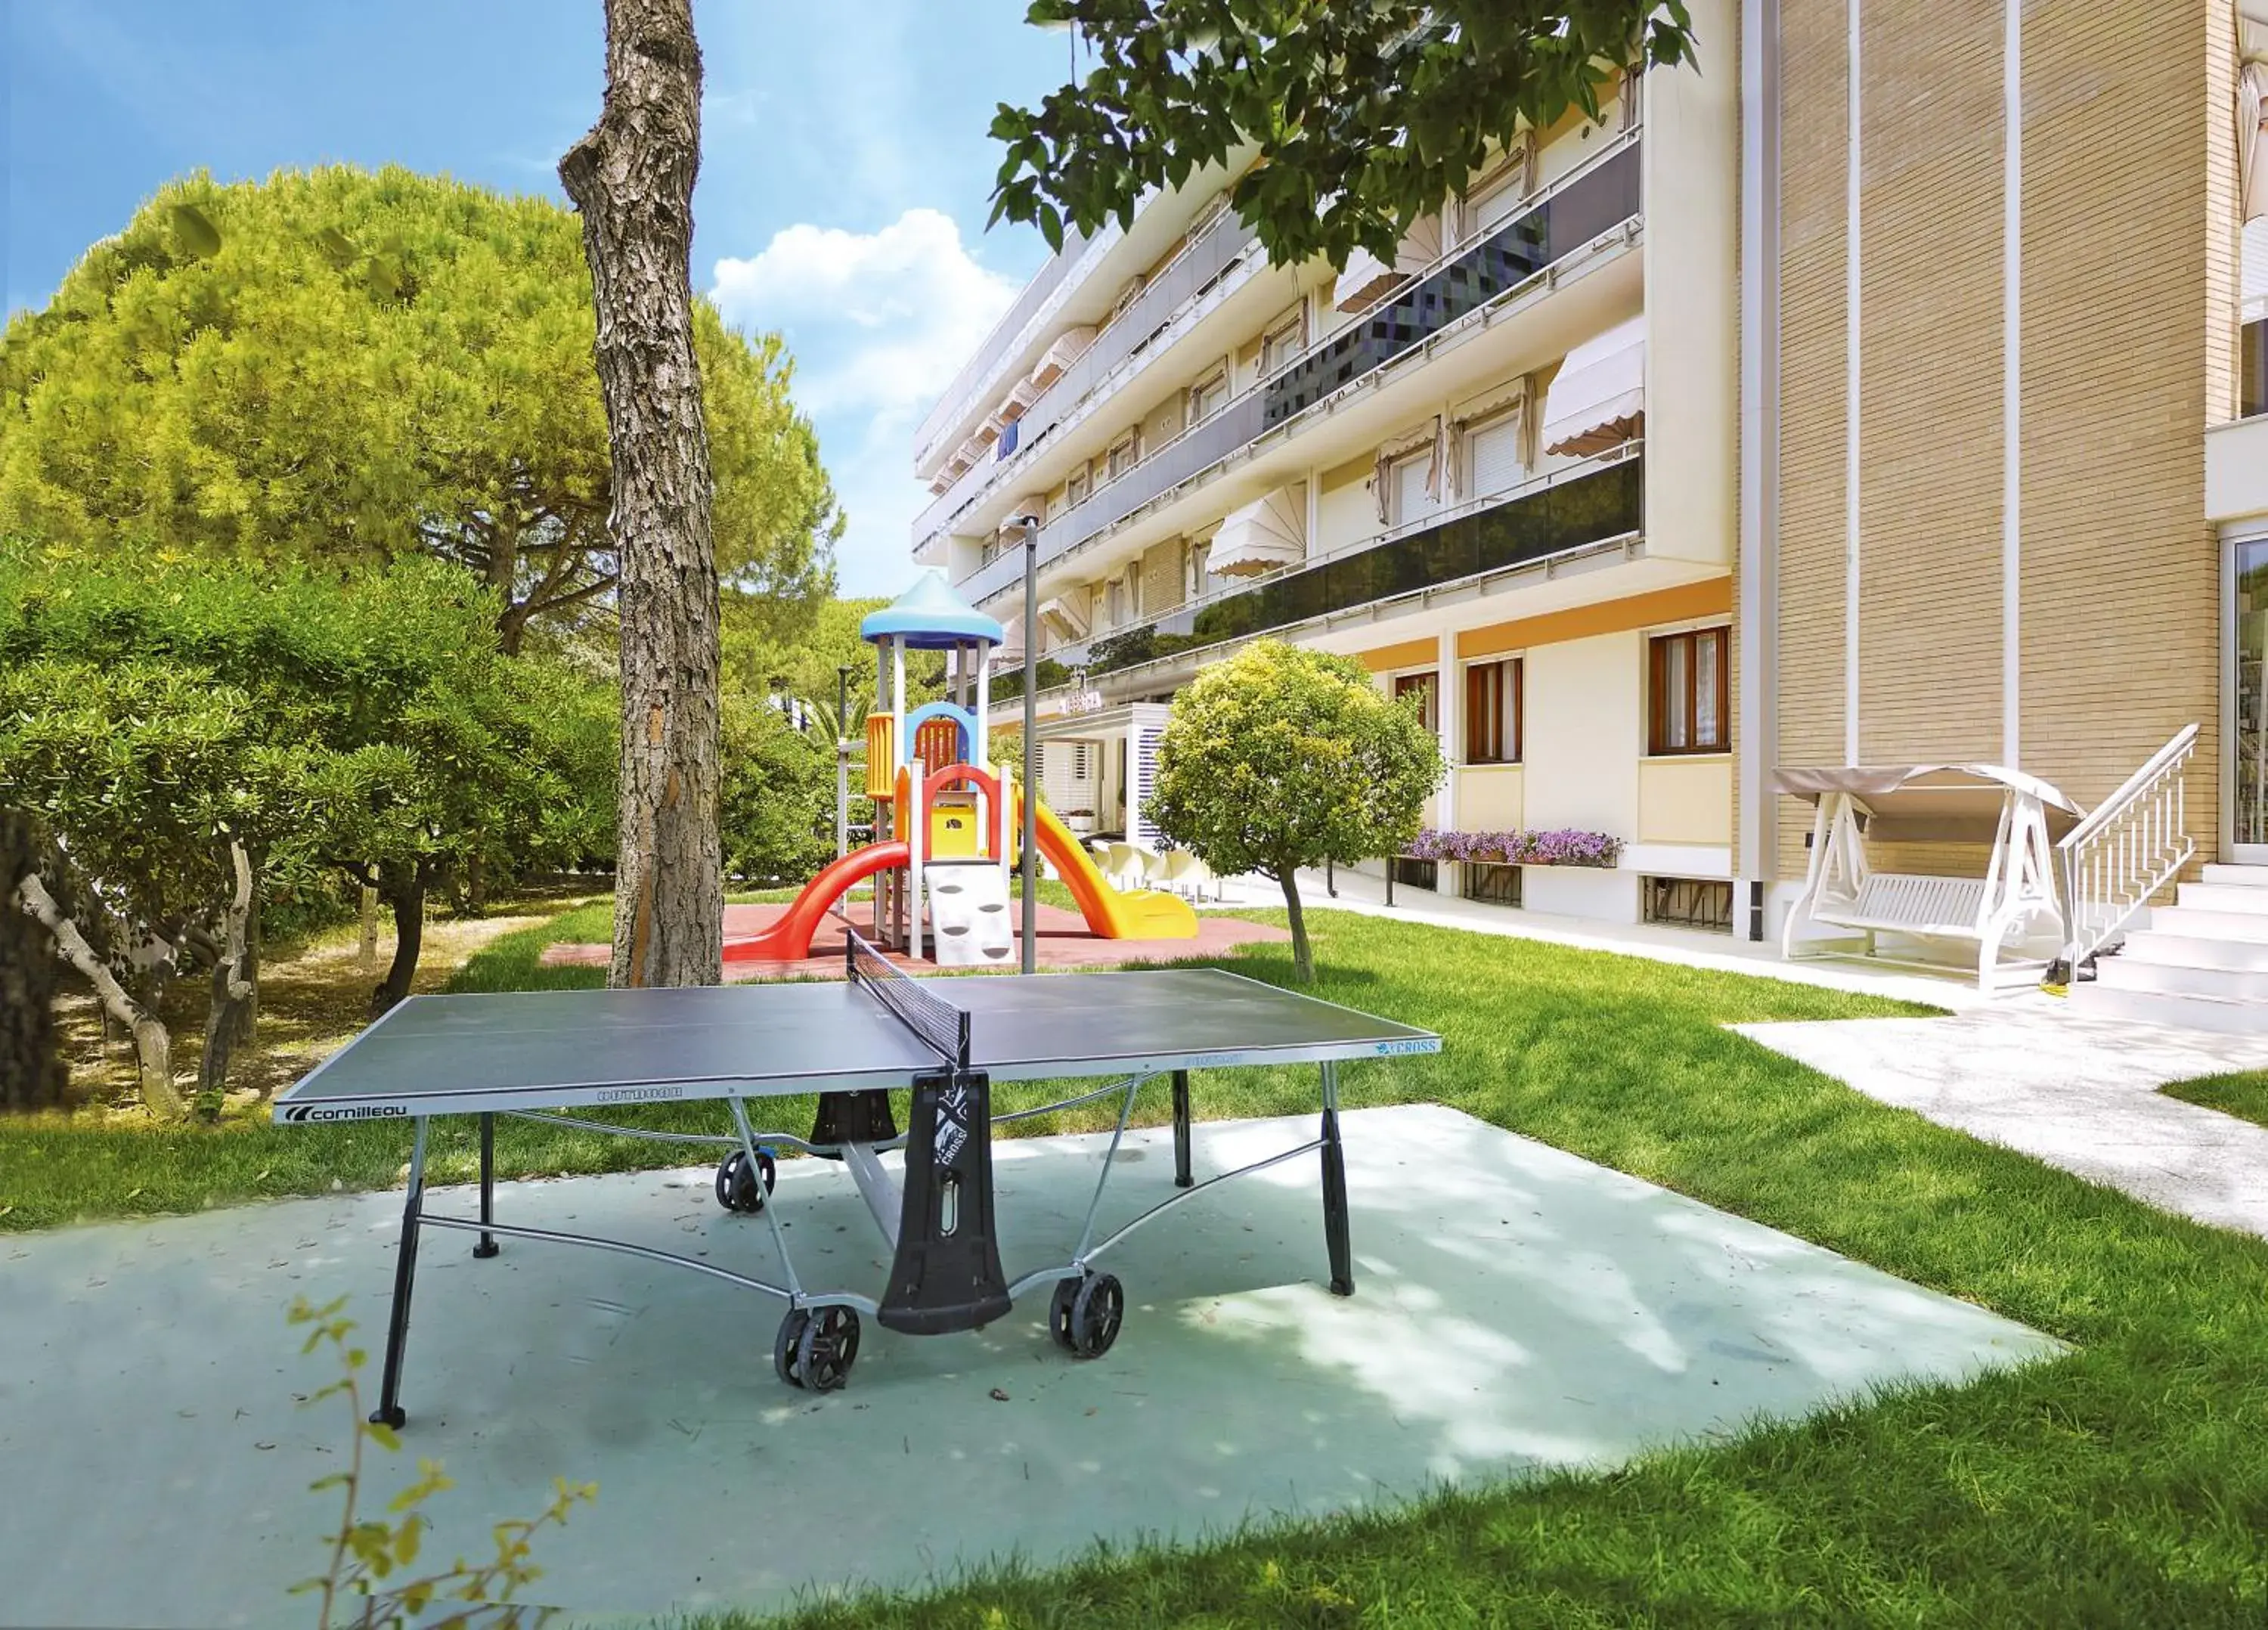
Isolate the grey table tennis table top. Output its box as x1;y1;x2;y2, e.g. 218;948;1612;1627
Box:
274;967;1441;1121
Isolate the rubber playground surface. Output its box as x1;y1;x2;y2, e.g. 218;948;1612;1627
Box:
0;1104;2058;1628
541;900;1292;978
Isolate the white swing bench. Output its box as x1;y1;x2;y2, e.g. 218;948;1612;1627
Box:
1775;763;2085;993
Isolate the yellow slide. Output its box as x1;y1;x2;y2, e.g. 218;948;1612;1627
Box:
1017;791;1199;940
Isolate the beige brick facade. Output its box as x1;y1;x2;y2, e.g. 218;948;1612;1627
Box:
1768;0;2230;882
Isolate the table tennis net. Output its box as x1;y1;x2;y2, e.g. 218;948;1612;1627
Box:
846;928;971;1069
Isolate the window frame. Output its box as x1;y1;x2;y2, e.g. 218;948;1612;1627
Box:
1390;448;1436;528
1259;309;1306;377
1463;657;1523;765
1188;364;1232;426
1647;626;1730;757
1105;432;1139;484
1392;669;1439;735
1066;466;1089;509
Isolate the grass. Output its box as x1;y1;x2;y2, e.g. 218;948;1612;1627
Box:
15;897;2268;1623
2162;1071;2268;1132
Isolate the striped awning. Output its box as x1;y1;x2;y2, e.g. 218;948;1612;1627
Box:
1205;488;1306;578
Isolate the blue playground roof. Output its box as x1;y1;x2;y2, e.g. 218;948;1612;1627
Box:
860;570;1005;649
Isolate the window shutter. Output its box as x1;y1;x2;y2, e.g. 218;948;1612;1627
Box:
1393;455;1433;525
1467;415;1525;498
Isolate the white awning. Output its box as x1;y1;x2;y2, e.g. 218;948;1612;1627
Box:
1027;326;1094;393
999;376;1043;420
1541;316;1647;457
2242;56;2266;225
1037;594;1089;643
1332;218;1444;313
1773;762;2084;843
1205;488;1306;578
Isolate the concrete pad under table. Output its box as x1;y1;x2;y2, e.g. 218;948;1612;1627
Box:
0;1104;2059;1627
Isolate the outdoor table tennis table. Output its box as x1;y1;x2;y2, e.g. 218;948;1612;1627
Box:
275;933;1442;1427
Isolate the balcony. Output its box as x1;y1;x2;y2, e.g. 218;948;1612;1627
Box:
1262;141;1643;429
960;129;1647;608
913;212;1265;548
990;450;1644;703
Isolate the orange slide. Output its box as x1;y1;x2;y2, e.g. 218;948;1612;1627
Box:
1021;794;1199;941
722;841;909;963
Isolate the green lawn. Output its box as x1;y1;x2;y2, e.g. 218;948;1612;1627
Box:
12;900;2268;1624
2163;1071;2268;1133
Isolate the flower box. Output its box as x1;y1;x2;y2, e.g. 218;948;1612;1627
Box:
1402;827;1624;869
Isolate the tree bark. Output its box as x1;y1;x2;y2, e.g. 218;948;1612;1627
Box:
358;878;380;969
16;870;181;1118
194;841;257;1118
370;864;426;1018
1;812;66;1113
559;0;724;991
1278;868;1314;984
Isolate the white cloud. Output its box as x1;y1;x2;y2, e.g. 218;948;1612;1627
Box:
710;209;1021;594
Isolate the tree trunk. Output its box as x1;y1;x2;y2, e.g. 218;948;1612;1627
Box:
194;841;257;1119
371;866;426;1019
358;878;380;969
16;870;181;1118
1;811;66;1113
1278;868;1314;984
559;0;723;992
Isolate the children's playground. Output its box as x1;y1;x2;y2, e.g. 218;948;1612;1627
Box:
547;572;1287;978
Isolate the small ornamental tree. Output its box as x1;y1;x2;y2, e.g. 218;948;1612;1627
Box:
1145;640;1442;982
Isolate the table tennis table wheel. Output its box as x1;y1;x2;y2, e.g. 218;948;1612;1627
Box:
776;1305;860;1392
715;1148;777;1214
1049;1272;1124;1360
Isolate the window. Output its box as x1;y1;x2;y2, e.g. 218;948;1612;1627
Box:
1643;876;1733;933
1461;863;1522;906
1105;434;1138;483
1391;451;1436;526
1648;628;1728;755
1464;659;1522;764
1066;468;1089;509
1464;408;1526;500
1393;670;1439;733
1104;575;1127;628
1188;539;1213;599
1189;367;1231;425
1260;311;1305;377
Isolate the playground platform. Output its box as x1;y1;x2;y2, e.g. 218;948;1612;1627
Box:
539;901;1289;980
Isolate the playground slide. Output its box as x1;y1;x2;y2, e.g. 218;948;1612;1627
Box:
1025;796;1199;941
722;841;909;963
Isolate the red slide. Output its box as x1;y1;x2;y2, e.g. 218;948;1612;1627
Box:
722;841;909;964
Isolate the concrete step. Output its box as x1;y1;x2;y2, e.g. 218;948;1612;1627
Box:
2093;955;2268;1002
2201;863;2268;888
2068;982;2268;1037
2117;931;2268;972
2176;881;2268;915
2140;905;2268;944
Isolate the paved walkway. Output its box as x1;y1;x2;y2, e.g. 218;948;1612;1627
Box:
0;1105;2055;1628
1734;1007;2268;1239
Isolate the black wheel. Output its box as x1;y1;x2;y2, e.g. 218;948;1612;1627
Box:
716;1148;778;1213
774;1308;811;1387
368;1405;407;1430
795;1306;860;1393
1067;1272;1124;1360
1048;1275;1082;1353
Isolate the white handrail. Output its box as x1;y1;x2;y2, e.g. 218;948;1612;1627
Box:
2056;722;2199;970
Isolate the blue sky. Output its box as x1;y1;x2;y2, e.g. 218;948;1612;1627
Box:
2;0;1072;593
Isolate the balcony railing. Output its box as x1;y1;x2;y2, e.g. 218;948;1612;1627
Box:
1263;139;1642;427
960;131;1646;608
990;450;1643;702
915;211;1263;547
915;224;1100;471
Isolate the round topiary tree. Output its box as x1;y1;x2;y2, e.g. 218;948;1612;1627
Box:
1145;639;1444;983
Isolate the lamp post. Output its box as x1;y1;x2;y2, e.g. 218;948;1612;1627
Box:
835;664;854;859
1018;516;1042;974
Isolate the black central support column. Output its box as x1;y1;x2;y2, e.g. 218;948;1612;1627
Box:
878;1068;1012;1334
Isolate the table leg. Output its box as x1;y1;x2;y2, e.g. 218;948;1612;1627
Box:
1171;1070;1193;1189
1318;1061;1352;1296
370;1117;429;1429
472;1112;500;1259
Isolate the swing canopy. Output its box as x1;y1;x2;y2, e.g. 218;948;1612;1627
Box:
1772;764;2085;844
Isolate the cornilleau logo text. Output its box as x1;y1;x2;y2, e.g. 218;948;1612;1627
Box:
284;1103;408;1123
